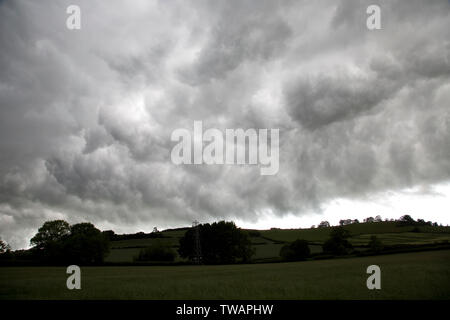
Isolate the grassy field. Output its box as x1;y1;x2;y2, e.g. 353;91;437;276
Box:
1;250;449;299
104;222;450;263
259;222;450;243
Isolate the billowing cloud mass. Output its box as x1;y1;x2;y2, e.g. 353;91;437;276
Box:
1;0;449;249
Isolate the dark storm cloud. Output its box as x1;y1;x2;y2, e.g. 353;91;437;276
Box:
0;0;449;248
179;1;293;85
285;74;396;130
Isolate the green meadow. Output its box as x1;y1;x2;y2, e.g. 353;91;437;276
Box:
1;250;449;299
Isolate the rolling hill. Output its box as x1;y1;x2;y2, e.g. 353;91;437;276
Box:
104;221;450;263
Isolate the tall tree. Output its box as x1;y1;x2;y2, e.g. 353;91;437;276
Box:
30;220;70;249
30;220;109;264
63;223;109;264
179;221;254;264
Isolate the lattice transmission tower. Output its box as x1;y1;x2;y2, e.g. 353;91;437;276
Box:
192;220;202;264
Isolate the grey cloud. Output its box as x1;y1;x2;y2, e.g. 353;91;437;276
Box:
285;73;396;130
0;0;449;249
179;1;293;85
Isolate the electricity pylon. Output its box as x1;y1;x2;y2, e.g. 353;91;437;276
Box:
192;220;202;265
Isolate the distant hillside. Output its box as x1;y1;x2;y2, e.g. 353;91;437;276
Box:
104;221;450;263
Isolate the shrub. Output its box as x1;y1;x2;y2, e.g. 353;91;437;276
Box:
368;235;384;253
280;239;310;261
322;227;353;255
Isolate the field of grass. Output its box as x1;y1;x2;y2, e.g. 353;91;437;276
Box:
104;222;450;263
1;250;449;299
350;232;450;246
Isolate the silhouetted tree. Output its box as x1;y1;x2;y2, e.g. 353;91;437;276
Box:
30;220;71;261
322;227;353;255
318;221;330;228
30;220;109;264
417;219;429;226
0;238;13;261
339;219;353;226
280;239;310;261
30;220;70;249
179;221;254;264
0;238;10;254
399;215;415;225
368;236;384;253
63;223;109;264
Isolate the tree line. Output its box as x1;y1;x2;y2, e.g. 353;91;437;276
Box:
0;214;446;265
314;214;441;229
0;220;110;264
0;220;254;265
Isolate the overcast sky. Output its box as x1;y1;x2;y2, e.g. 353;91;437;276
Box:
1;0;449;249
